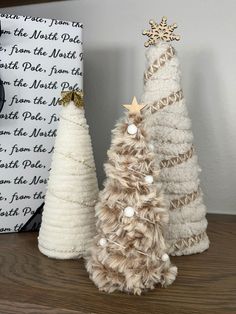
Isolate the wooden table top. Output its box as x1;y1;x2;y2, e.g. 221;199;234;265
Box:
0;213;235;314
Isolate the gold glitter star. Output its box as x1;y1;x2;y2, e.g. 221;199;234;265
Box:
143;16;180;47
122;97;146;114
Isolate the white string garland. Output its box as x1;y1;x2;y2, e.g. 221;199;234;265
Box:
47;188;97;208
59;113;89;130
99;236;167;260
55;150;96;170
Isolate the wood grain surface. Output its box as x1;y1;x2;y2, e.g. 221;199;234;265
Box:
0;0;62;8
0;214;235;314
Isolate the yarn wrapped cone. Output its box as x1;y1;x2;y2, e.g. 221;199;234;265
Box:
86;109;177;295
38;101;98;259
142;41;209;256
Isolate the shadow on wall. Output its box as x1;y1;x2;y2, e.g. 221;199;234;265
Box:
84;46;136;188
185;51;236;214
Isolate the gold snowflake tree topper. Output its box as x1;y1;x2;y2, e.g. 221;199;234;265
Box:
143;16;180;47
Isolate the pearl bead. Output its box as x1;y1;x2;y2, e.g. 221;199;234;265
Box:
145;175;154;184
127;124;138;135
99;238;107;247
124;206;135;217
148;143;155;151
161;253;169;262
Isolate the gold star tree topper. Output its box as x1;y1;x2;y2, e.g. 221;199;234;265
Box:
143;16;180;47
122;97;146;114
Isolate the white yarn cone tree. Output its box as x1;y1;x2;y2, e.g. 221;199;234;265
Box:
86;97;177;295
142;17;209;256
38;91;98;259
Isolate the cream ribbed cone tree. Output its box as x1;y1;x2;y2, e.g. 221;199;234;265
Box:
38;98;98;259
86;97;177;295
142;18;209;256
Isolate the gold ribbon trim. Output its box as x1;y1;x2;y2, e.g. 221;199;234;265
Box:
170;188;200;210
160;145;194;169
172;231;208;251
145;89;183;114
59;90;84;108
144;46;175;83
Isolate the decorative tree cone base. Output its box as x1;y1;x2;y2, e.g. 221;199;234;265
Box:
86;253;178;294
167;232;210;256
166;210;209;256
38;239;93;259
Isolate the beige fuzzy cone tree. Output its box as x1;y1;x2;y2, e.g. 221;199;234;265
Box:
86;97;177;295
38;91;98;259
142;17;209;256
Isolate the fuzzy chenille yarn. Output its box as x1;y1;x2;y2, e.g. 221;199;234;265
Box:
38;101;98;259
142;41;209;256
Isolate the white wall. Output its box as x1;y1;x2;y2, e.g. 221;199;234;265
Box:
2;0;236;214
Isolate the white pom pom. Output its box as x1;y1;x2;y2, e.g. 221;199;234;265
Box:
99;238;107;247
161;253;169;262
144;175;154;184
124;206;135;217
127;124;138;135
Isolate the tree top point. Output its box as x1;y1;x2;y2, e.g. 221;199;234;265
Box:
59;90;84;108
